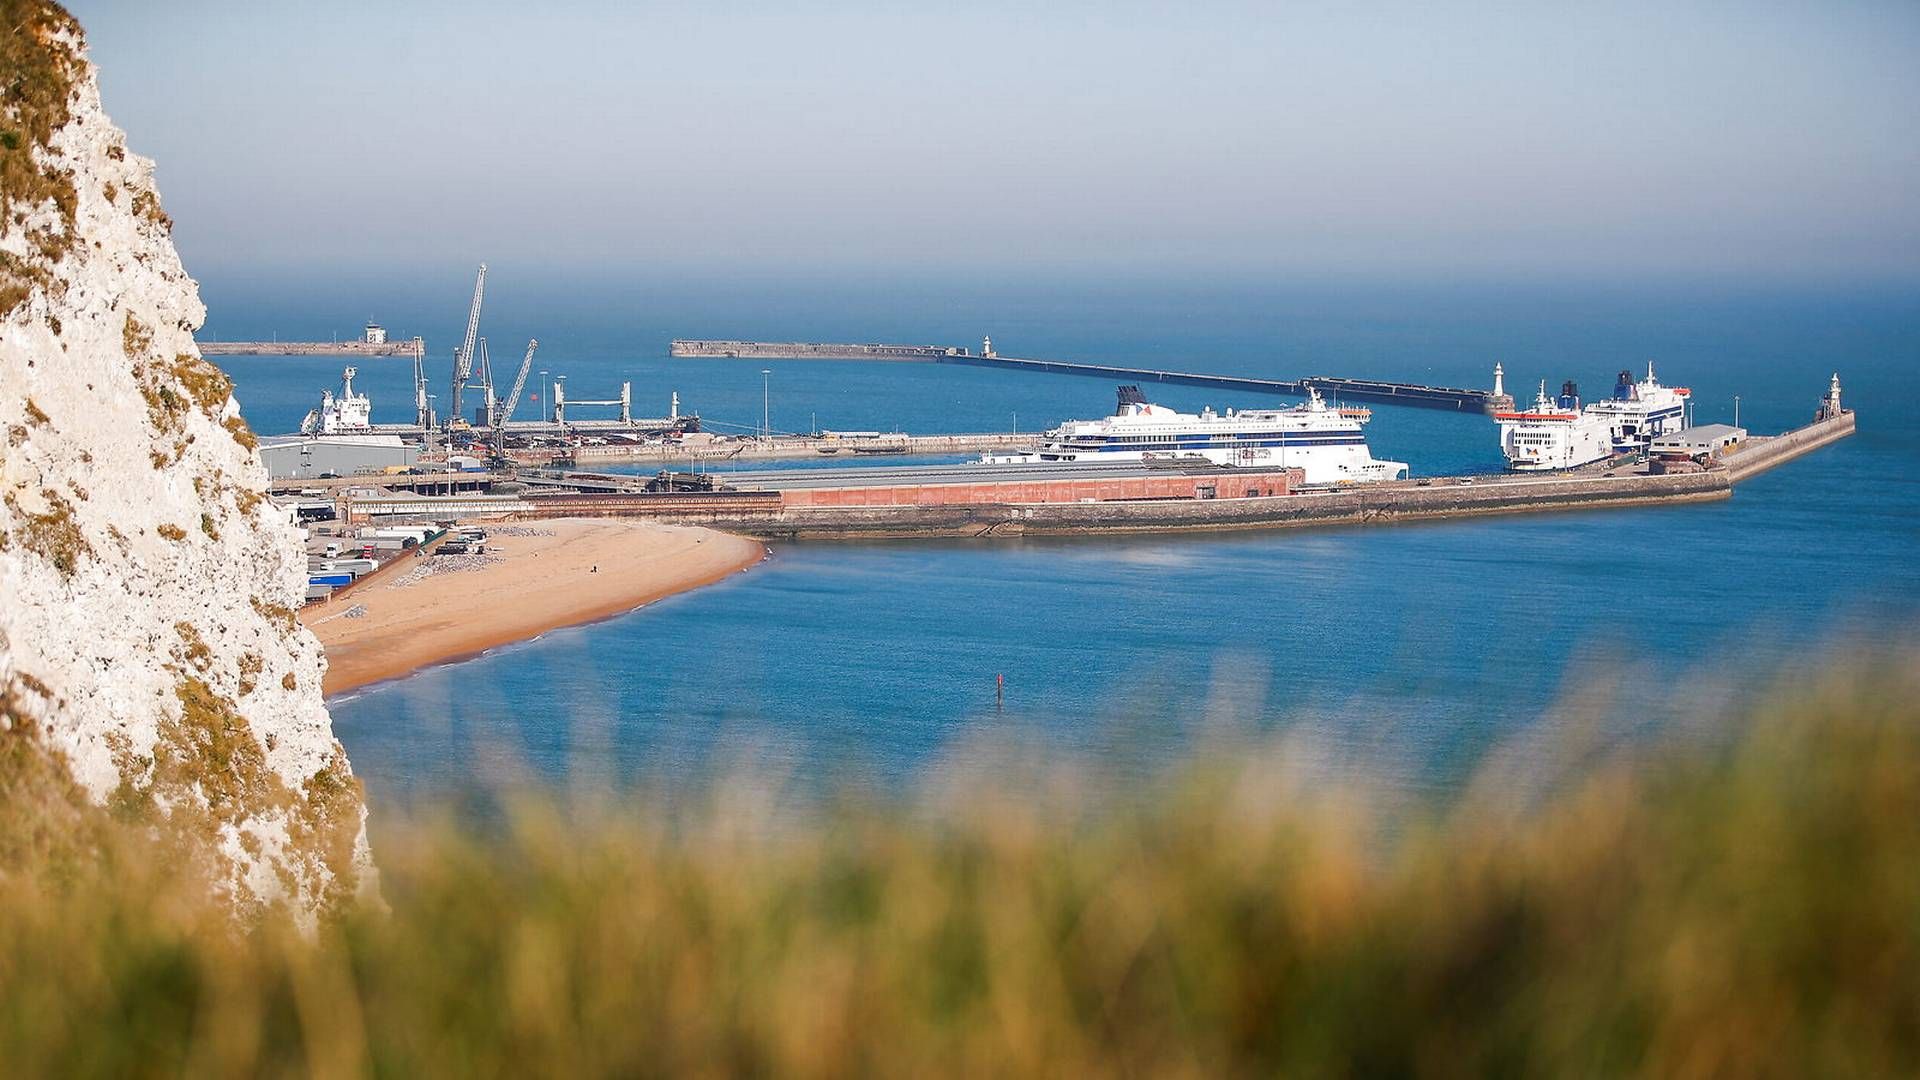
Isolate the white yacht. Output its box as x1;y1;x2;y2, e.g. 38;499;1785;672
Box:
984;385;1408;485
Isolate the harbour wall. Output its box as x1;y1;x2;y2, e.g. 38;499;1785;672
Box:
669;340;955;361
567;433;1038;464
777;469;1299;509
199;338;425;358
710;470;1733;541
668;339;1494;411
354;412;1851;540
1722;411;1855;481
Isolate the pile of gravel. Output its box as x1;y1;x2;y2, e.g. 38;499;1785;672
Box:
386;553;504;589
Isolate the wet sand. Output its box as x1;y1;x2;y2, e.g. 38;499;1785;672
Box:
303;518;764;695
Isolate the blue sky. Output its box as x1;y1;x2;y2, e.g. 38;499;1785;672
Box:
65;1;1920;283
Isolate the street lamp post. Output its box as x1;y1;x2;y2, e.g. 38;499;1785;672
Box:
761;369;771;442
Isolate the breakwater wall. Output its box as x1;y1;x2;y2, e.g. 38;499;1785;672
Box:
199;338;425;358
670;340;956;361
1722;411;1855;481
939;354;1494;412
566;433;1038;464
668;339;1494;411
424;413;1851;541
710;470;1733;541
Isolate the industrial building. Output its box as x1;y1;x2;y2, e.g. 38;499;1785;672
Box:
259;434;418;479
1650;424;1747;460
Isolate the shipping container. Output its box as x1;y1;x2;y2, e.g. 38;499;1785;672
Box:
308;573;353;588
316;558;377;574
360;527;432;542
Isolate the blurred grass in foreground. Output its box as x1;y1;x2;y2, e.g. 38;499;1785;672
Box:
3;653;1919;1077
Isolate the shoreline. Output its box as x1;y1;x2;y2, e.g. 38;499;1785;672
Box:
303;518;764;695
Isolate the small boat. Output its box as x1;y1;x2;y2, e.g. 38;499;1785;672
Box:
850;444;910;455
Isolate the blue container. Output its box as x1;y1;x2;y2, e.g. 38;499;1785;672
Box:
308;573;353;588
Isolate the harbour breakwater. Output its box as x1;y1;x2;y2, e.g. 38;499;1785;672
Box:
669;339;1497;411
198;338;425;358
1723;412;1857;481
567;432;1037;465
713;469;1735;540
332;411;1854;541
481;413;1855;540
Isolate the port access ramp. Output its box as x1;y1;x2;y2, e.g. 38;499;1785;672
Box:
669;339;1495;412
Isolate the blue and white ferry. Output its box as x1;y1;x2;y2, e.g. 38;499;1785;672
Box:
983;385;1408;485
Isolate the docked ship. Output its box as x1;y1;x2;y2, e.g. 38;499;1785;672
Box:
299;366;374;435
1588;363;1690;452
983;385;1409;485
1495;363;1691;471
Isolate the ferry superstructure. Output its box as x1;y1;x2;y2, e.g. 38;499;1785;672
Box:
983;385;1408;485
1587;363;1690;453
300;366;374;435
1495;381;1614;471
1494;363;1692;471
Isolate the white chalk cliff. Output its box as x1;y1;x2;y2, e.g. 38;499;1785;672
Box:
0;3;372;917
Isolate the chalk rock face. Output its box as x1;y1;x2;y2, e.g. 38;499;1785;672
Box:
0;3;372;917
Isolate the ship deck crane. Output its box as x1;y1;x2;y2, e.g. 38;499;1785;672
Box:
447;263;487;428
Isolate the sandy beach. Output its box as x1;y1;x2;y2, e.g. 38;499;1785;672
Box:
303;518;764;695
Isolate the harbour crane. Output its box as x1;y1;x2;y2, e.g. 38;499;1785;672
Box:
476;336;494;425
411;347;432;430
447;263;487;427
491;338;539;458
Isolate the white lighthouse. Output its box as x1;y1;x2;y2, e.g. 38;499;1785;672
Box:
1487;362;1515;413
1820;372;1844;421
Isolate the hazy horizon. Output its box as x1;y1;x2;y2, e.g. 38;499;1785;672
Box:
66;1;1920;286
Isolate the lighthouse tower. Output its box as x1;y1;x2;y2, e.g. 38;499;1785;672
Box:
982;335;996;358
1819;372;1844;421
1487;362;1515;414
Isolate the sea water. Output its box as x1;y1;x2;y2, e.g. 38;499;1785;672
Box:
201;276;1920;806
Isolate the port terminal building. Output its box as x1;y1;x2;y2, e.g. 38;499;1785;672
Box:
259;434;418;480
1650;424;1747;460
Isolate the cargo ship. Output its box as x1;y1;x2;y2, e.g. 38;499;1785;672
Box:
1496;364;1691;471
983;385;1408;485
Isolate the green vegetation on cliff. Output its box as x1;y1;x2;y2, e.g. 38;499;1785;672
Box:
2;656;1917;1075
0;0;81;316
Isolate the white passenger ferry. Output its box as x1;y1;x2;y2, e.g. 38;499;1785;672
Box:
984;385;1408;485
1588;363;1690;453
1495;363;1691;471
1495;381;1614;471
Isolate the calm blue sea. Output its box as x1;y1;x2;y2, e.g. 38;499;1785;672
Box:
200;275;1920;807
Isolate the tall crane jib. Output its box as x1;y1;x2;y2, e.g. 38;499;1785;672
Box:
476;337;494;425
492;339;540;456
411;348;431;429
491;336;545;453
447;263;487;427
